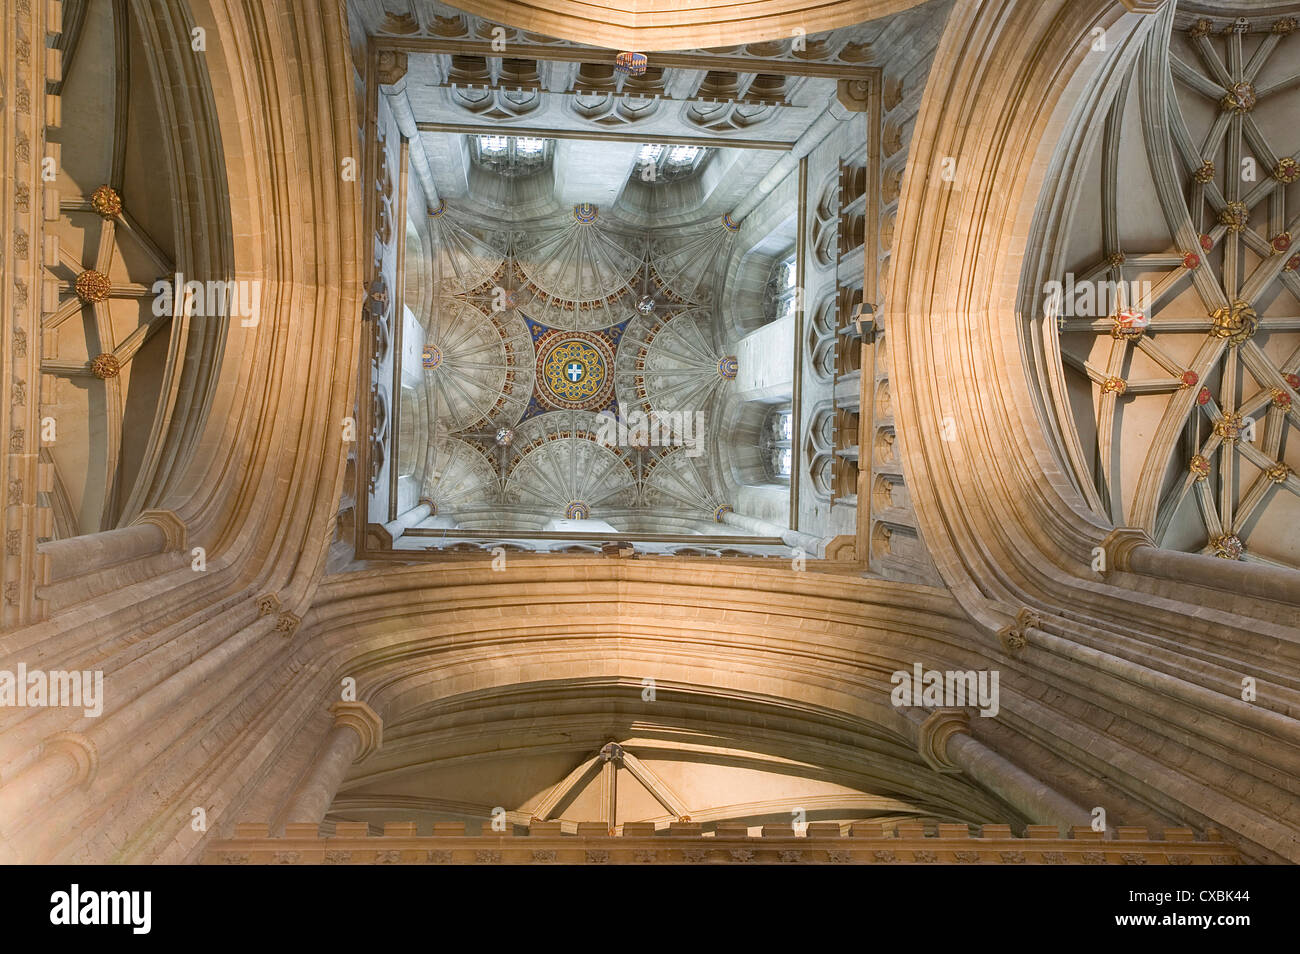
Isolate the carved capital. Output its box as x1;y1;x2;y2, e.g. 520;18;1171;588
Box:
376;50;408;86
836;78;870;112
1101;527;1155;572
134;509;187;551
330;700;383;761
917;708;969;774
823;535;857;560
274;611;301;638
43;731;99;789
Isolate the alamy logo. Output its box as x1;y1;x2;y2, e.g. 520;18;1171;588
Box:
1042;274;1153;318
152;272;261;326
890;663;1000;717
595;404;705;458
50;885;151;934
0;664;102;717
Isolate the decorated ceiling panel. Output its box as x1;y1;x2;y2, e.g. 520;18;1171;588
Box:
1030;3;1300;568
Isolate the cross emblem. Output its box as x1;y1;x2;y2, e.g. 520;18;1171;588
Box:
566;362;585;382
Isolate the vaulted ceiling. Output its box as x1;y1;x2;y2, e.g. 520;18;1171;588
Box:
1027;3;1300;568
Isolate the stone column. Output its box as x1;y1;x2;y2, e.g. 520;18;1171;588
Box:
720;509;823;554
39;510;185;583
381;500;433;544
916;709;1091;832
728;101;855;223
1104;527;1300;605
283;702;383;825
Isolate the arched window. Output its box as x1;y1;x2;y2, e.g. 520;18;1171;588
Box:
764;251;798;321
472;135;551;176
761;405;793;481
633;143;709;182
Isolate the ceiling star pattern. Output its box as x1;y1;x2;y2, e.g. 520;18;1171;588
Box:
1037;5;1300;568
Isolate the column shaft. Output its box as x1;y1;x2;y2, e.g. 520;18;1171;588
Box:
283;724;364;825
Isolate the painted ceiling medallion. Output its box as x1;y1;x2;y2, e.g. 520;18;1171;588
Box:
1214;412;1244;441
1182;252;1200;269
495;427;514;446
1209;299;1258;345
1220;81;1257;114
430;199;447;217
1209;533;1245;560
90;185;122;219
90;353;120;379
1180;370;1199;389
717;355;738;379
1274;157;1300;183
565;500;591;520
422;344;443;369
722;213;740;232
1218;201;1248;232
1110;308;1147;339
614;52;648;76
535;331;615;411
75;269;111;303
1271;232;1291;253
712;504;733;522
573;203;599;224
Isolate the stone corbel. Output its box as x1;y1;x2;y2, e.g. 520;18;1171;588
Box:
274;611;301;638
997;607;1040;652
917;708;969;774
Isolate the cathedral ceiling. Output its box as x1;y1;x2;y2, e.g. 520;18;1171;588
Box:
1029;4;1300;568
357;1;897;549
41;0;203;538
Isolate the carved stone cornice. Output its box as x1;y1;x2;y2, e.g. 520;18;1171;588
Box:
916;708;969;774
330;701;383;761
204;820;1241;865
